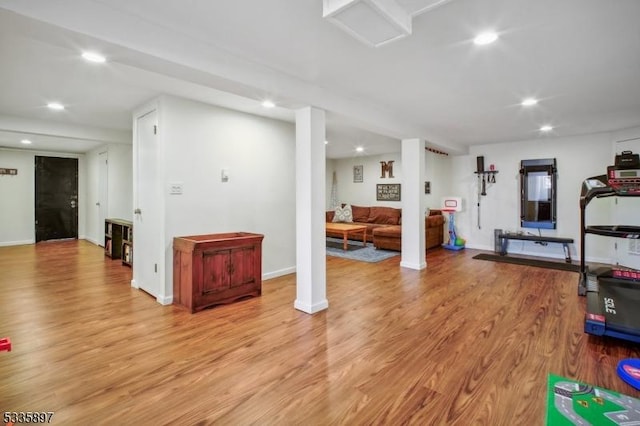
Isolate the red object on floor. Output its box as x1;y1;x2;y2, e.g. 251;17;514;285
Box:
0;337;11;352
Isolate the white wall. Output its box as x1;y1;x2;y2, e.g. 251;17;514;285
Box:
451;132;616;262
0;148;87;246
159;95;296;298
0;149;35;245
326;150;452;211
85;144;133;245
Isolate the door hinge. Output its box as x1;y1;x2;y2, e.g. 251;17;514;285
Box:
154;263;158;273
153;125;157;135
615;242;618;250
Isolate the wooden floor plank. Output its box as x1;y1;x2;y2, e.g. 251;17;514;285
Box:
1;240;639;425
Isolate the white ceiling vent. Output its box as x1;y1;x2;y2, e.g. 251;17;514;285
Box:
323;0;412;47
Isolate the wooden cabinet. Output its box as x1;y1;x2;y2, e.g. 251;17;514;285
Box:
173;232;264;313
105;219;133;267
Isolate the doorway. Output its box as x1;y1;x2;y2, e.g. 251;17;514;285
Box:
35;156;79;242
98;151;108;246
134;109;161;298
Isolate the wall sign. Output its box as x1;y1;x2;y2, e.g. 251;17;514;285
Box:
0;168;17;176
376;184;401;201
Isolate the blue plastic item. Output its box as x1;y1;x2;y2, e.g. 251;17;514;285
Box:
617;358;640;391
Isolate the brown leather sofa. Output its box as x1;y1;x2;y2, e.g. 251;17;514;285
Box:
326;205;445;251
372;210;445;251
326;205;401;242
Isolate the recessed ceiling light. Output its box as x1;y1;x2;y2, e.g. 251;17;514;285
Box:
355;146;364;153
521;98;538;106
262;100;275;108
21;139;32;145
324;140;328;145
47;102;65;110
81;51;106;63
473;31;498;46
540;125;553;132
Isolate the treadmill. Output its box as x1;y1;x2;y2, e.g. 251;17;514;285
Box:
585;274;640;343
580;152;640;343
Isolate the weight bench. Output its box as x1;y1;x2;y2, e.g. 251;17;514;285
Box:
497;232;574;263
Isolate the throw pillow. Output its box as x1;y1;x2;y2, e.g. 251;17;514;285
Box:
332;204;353;223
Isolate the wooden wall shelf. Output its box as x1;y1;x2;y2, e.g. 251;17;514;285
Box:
105;219;133;267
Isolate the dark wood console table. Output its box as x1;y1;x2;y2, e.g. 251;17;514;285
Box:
173;232;264;313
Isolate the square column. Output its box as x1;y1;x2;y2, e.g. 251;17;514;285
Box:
294;107;329;314
401;138;426;270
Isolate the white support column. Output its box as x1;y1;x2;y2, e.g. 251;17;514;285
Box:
294;107;329;314
401;138;426;270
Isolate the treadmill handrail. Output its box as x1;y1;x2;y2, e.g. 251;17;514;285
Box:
580;175;614;208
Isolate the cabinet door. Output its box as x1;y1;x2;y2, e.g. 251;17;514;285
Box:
229;246;256;288
202;249;230;294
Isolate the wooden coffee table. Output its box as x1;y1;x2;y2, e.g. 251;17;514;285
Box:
325;223;367;251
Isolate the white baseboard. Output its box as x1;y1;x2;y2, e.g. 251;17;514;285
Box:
465;243;494;251
263;266;296;281
400;260;427;270
83;236;101;246
294;299;329;314
130;279;139;289
0;239;34;247
156;294;173;305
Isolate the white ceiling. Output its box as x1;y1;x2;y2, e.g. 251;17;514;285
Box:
0;0;639;158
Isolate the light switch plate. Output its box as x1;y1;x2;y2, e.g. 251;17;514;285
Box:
169;182;183;195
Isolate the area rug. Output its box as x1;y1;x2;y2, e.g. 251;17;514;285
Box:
546;373;640;425
326;238;399;263
473;253;580;272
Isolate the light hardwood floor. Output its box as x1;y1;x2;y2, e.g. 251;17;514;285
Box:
1;240;639;425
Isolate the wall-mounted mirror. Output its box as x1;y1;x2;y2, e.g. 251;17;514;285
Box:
520;158;557;229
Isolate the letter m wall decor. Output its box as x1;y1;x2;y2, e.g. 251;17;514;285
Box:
380;161;394;178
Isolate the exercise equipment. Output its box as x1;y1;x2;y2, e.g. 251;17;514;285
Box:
581;152;640;343
585;274;640;343
473;156;499;229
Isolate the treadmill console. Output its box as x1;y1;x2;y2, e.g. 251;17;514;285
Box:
607;167;640;194
608;150;640;194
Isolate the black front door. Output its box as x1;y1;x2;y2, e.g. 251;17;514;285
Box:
35;156;78;242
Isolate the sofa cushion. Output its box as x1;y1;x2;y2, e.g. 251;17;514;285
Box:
372;225;401;237
368;207;401;225
332;204;353;223
351;205;370;223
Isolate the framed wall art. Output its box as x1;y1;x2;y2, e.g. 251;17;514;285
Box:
353;165;363;183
